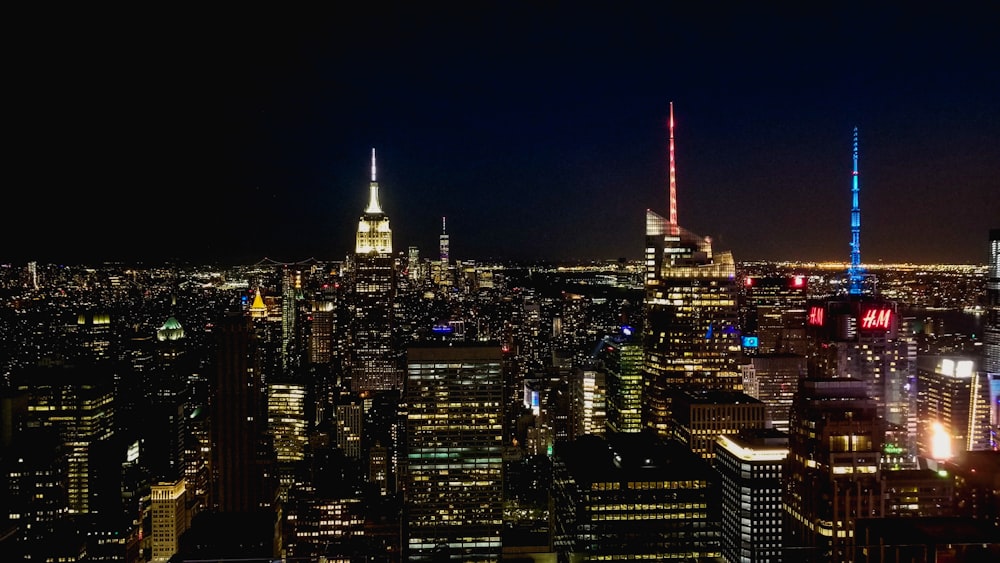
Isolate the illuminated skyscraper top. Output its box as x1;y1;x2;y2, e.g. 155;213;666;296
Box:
439;216;449;263
356;148;392;254
643;104;740;436
350;148;400;392
984;229;1000;374
848;127;864;295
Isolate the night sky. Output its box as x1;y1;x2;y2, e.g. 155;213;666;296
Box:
9;5;999;266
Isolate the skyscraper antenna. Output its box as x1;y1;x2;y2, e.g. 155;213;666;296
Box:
668;102;678;235
365;148;383;214
848;127;864;295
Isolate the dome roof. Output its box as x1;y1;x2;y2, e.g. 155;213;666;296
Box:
157;316;185;341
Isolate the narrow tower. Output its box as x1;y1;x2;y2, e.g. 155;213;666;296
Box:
439;216;449;263
668;101;679;236
848;127;864;295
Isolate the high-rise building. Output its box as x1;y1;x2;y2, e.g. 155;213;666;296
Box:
439;215;449;264
784;378;882;562
1;427;69;549
569;366;606;439
281;266;303;372
670;389;766;462
150;479;188;563
741;354;807;433
349;148;400;393
605;341;643;433
209;312;274;513
335;402;363;460
267;378;308;463
915;356;993;458
806;297;912;426
741;275;809;355
402;343;504;561
715;429;788;563
984;229;1000;376
879;468;954;517
308;283;337;365
552;432;721;560
16;365;115;514
369;443;389;497
643;103;741;436
407;245;422;282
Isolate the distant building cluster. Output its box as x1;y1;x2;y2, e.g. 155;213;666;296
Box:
1;136;998;563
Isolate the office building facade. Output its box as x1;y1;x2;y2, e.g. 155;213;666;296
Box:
402;344;504;561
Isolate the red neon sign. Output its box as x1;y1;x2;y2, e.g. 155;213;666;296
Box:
859;308;893;330
808;306;825;326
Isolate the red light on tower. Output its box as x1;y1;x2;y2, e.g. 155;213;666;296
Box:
744;277;754;287
792;276;805;288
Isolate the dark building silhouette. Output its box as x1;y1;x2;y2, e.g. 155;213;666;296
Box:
209;312;275;513
552;432;721;561
784;378;883;562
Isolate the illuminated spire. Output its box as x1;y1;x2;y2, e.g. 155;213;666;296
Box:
668;102;679;235
848;127;864;295
366;147;383;214
440;216;450;263
249;287;267;319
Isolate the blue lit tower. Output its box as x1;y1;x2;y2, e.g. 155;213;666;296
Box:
848;126;864;295
804;128;917;461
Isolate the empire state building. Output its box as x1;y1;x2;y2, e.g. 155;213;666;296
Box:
348;148;400;392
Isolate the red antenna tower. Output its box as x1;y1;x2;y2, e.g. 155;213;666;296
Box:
668;102;679;235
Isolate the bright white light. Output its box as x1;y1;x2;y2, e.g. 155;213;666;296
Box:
930;422;953;460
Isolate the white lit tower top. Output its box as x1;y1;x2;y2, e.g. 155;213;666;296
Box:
439;216;449;263
356;148;393;255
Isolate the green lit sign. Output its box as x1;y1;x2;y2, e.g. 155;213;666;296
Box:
884;444;905;455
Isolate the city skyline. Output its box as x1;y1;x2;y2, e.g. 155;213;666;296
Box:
8;5;999;265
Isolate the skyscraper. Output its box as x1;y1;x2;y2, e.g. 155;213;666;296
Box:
402;343;504;561
16;365;115;514
209;312;274;513
915;356;992;457
805;128;914;436
716;429;788;563
150;479;188;563
569;366;606;439
605;340;643;433
784;378;882;562
349;148;400;393
984;229;1000;376
643;103;741;436
741;275;809;355
439;215;449;264
552;432;721;560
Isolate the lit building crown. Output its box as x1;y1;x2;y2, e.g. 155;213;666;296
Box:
356;147;392;254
